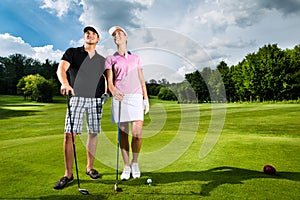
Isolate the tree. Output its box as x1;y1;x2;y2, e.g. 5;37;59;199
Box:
185;70;209;102
148;79;157;84
146;83;162;96
217;61;234;102
0;54;59;95
284;45;300;100
158;87;177;101
17;74;56;102
172;81;198;103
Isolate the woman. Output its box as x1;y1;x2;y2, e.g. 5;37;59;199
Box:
105;26;149;180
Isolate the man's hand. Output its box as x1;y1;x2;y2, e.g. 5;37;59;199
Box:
60;85;74;96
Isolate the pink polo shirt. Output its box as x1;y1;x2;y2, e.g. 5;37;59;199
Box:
105;52;143;94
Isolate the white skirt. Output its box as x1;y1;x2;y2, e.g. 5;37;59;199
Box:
112;94;144;123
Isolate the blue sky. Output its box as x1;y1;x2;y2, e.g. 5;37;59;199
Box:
1;0;300;82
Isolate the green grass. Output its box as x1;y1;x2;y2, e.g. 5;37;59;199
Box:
0;95;300;199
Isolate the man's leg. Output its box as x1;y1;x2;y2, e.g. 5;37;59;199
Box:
84;98;102;179
53;132;75;189
86;133;98;171
64;132;76;178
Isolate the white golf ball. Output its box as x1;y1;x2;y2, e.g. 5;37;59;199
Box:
147;178;152;184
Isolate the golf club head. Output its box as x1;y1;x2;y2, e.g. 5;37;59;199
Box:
114;183;122;192
79;188;89;195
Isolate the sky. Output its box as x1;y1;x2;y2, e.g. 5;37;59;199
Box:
1;0;300;83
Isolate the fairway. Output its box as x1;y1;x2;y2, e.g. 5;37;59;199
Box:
0;95;300;199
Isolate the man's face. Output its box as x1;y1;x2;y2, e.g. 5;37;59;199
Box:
84;30;100;44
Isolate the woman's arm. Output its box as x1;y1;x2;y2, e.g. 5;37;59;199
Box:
107;69;124;101
138;68;148;100
138;68;149;114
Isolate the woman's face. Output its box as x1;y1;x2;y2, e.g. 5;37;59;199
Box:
112;29;127;45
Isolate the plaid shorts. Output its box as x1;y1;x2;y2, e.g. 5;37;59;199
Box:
65;97;103;134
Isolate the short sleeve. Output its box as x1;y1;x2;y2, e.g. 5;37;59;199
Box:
137;56;142;69
61;48;73;64
105;55;115;70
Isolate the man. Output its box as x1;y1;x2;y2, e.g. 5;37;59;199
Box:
54;26;106;190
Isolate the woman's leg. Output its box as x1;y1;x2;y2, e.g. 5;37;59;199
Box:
131;120;143;162
120;122;130;166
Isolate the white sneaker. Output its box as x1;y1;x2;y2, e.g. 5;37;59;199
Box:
131;162;141;178
120;166;131;180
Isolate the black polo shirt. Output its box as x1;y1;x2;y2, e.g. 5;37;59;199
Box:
62;46;106;98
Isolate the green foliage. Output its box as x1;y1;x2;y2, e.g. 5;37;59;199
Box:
185;44;300;103
146;83;162;96
157;86;177;101
229;44;300;102
170;80;198;103
0;54;59;95
17;74;57;102
185;70;209;102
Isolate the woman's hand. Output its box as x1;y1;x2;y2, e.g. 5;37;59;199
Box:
144;99;149;114
112;89;124;101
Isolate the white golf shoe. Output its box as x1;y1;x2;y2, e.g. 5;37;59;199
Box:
131;162;141;178
120;166;131;180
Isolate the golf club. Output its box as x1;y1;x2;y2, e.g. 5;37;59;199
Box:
101;74;109;105
67;93;89;195
114;101;122;192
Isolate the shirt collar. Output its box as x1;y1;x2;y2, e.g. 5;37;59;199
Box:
81;45;98;53
114;51;128;58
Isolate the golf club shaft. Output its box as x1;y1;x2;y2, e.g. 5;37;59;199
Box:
67;95;81;189
116;101;121;182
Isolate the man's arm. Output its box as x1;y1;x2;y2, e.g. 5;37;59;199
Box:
56;60;74;96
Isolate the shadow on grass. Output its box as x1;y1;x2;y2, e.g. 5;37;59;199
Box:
39;194;107;200
0;107;40;119
34;166;300;199
0;194;106;200
104;166;300;197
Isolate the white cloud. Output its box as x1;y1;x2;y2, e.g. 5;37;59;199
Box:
0;33;62;62
33;45;62;62
207;37;256;49
78;0;150;37
38;0;78;17
192;1;264;32
0;33;35;56
127;0;154;7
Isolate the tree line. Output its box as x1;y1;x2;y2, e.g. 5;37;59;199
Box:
148;44;300;103
0;54;59;102
0;43;299;102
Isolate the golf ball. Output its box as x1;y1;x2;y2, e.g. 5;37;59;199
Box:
147;178;152;184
